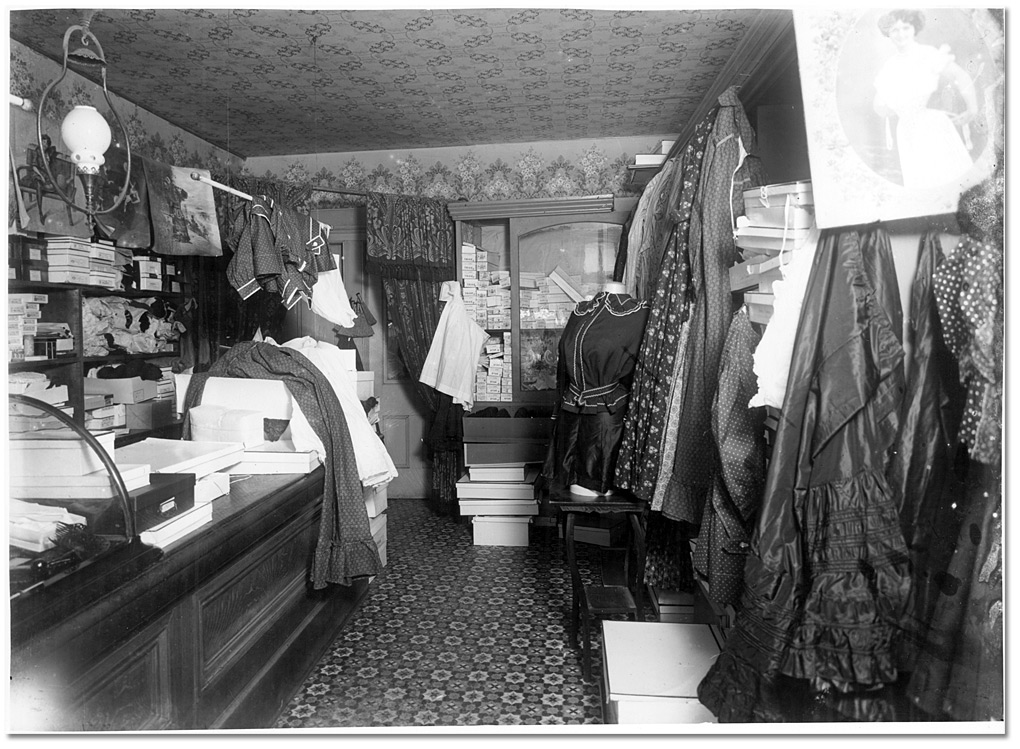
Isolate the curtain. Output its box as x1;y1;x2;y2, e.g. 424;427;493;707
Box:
366;191;460;514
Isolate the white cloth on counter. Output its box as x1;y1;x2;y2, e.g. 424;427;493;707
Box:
278;336;397;488
419;280;489;410
310;267;357;328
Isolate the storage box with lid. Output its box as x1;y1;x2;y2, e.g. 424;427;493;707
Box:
471;515;531;546
84;376;158;404
742;180;814;229
601;621;721;724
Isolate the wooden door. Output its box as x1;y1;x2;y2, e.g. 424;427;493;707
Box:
286;207;427;500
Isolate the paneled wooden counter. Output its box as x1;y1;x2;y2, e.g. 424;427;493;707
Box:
9;466;370;731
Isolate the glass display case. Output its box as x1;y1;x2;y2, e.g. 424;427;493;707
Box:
450;197;631;408
514;218;622;396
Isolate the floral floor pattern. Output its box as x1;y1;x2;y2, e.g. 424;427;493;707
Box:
275;499;614;728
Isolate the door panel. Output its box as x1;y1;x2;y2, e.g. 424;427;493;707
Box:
305;208;428;500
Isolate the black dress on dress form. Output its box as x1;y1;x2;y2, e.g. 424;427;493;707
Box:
542;291;650;495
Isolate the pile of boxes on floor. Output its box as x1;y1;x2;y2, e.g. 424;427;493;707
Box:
456;415;551;546
8;371;388;569
8;234;184;292
7;290;73;363
730;180;815;326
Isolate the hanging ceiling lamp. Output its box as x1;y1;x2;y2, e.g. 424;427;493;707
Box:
35;11;131;227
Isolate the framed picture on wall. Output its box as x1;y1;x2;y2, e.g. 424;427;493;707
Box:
793;8;1003;228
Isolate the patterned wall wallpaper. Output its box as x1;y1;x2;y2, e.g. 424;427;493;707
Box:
244;134;670;207
9;39;243;173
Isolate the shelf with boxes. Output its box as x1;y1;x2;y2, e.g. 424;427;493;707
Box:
8;233;189;445
730;180;817;326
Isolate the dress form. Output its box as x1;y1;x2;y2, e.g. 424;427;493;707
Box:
564;280;639;497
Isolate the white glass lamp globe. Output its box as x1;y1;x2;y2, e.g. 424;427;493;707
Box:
60;105;112;175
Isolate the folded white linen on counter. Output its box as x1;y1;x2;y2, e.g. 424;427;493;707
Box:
277;336;397;488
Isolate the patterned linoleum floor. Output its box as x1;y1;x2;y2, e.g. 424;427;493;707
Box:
276;499;613;728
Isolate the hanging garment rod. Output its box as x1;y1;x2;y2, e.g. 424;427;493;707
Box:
190;172;335;233
190;172;366;200
10;94;34;111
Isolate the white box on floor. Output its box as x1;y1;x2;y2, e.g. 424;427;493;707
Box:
471;515;531;546
601;621;721;724
459;498;538;516
363;482;388;518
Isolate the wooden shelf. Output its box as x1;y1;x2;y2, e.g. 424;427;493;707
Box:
8;356;79;371
10;237;187;435
84;351;179;365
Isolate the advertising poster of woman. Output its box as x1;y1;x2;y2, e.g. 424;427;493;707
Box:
793;8;1003;228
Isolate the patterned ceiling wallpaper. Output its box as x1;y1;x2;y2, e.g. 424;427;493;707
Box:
9;7;759;158
9;39;242;173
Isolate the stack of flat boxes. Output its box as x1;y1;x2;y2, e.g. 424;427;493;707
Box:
7;292;46;363
134;254;164;293
475;333;512;404
461;241;513;403
83;393;125;434
459;417;552;546
730;180;815;326
520;271;582;330
88;240;118;289
44;236;92;286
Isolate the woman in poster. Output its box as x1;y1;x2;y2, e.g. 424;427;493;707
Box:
872;9;979;190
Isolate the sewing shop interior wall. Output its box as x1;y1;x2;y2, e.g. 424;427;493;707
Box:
241;135;673;203
10;39;243;173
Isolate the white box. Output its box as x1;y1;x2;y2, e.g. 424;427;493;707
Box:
601;621;721;724
188;404;264;447
369;511;386;540
459;498;538;516
363;482;389;518
84;376;158;404
471;515;531;546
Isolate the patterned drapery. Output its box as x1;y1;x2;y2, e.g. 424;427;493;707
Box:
366;192;461;514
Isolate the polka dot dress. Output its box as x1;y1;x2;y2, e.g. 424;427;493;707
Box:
933;235;1003;465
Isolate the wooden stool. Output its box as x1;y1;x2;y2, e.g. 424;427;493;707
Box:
549;490;648;680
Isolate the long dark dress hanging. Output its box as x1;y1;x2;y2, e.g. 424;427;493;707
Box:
697;226;910;722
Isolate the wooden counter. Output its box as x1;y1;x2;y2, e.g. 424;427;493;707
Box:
9;466;370;731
